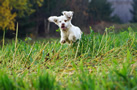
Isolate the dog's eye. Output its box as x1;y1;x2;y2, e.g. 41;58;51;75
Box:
59;21;61;23
64;20;67;22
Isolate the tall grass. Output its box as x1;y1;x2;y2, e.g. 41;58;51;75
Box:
0;26;137;89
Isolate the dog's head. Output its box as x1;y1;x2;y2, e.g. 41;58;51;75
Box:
48;11;74;31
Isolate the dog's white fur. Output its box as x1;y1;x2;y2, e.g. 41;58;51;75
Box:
48;11;82;44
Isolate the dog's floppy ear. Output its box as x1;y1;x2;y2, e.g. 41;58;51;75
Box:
48;16;58;25
62;11;67;15
62;11;74;16
62;11;74;20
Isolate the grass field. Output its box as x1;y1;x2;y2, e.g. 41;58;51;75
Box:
0;26;137;90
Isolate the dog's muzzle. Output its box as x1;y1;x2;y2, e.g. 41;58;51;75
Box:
61;24;66;30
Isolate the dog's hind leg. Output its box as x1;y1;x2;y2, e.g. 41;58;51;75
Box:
68;35;76;42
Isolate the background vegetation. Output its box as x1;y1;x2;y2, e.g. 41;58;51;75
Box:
1;0;134;38
0;0;137;89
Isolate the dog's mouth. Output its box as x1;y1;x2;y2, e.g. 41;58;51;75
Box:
61;25;66;30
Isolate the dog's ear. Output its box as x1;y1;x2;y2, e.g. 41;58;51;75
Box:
62;11;74;20
62;11;67;15
62;11;74;16
48;16;58;24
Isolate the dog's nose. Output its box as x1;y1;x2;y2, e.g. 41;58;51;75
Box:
62;23;65;26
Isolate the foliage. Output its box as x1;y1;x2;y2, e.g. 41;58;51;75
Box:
131;0;137;22
17;0;67;37
0;0;123;37
0;0;16;30
0;0;43;30
66;0;89;26
10;0;43;17
88;0;120;23
0;26;137;89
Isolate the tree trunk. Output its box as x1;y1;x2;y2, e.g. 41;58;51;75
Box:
47;21;50;35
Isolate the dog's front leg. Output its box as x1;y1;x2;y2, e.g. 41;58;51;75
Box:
60;36;67;44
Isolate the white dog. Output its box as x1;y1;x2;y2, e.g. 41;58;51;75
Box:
48;11;82;44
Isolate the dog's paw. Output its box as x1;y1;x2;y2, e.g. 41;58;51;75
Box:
60;40;66;44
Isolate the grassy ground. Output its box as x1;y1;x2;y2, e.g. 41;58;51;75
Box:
0;26;137;90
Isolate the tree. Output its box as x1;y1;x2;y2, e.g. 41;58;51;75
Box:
0;0;43;47
0;0;16;30
0;0;43;31
66;0;89;27
18;0;67;37
131;0;137;22
88;0;113;24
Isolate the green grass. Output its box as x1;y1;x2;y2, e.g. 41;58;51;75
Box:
0;26;137;89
